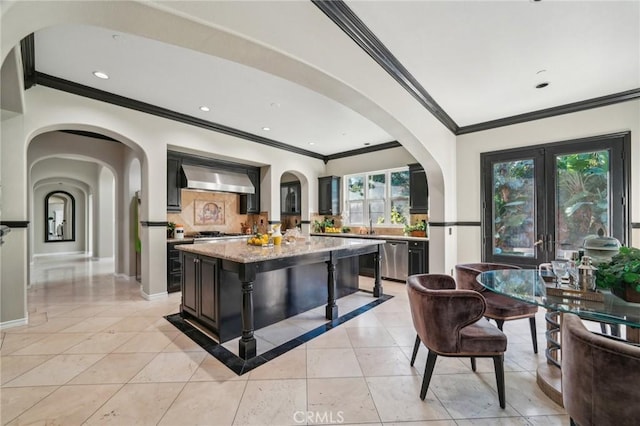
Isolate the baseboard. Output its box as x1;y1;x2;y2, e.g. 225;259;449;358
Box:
140;288;168;301
0;316;28;329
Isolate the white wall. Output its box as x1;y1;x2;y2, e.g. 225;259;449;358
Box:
456;100;640;263
96;166;115;259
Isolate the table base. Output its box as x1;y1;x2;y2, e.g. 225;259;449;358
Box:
536;362;563;407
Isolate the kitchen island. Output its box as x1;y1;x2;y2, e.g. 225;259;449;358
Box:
176;236;384;359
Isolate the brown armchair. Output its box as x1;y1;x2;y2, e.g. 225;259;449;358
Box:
407;274;507;408
455;263;538;353
562;313;640;426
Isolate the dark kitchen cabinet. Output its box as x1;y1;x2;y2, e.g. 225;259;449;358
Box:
239;169;260;214
318;176;340;215
409;163;428;214
167;241;190;293
181;251;219;331
281;181;301;215
408;240;429;275
167;154;182;212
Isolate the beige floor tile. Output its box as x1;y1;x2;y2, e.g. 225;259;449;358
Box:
306;327;353;349
384;422;457;426
491;372;565;417
145;317;183;332
0;385;58;423
366;375;452;422
346;326;397;347
84;383;184;425
58;316;122;333
428;373;521;419
307;348;363;378
255;320;308;347
6;316;80;334
341;311;383;328
3;353;105;387
248;347;306;380
0;333;50;355
130;351;206;383
525;414;571;425
158;381;247;426
64;331;138;354
6;384;122;426
400;346;475;375
68;352;157;384
0;354;53;385
190;356;249;382
12;332;93;355
233;379;306;425
385;326;418;347
455;417;532;425
373;310;414;327
355;347;416;377
54;304;114;318
162;333;208;352
103;316;161;332
112;330;179;352
307;377;380;424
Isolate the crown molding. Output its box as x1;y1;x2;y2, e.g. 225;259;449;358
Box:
312;0;459;134
458;88;640;135
325;141;402;162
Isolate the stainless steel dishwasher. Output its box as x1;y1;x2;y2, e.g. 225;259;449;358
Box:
381;240;409;281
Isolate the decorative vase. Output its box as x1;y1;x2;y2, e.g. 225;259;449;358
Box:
612;286;640;303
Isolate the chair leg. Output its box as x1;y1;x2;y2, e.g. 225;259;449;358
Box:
495;319;504;331
470;357;476;372
529;317;538;354
420;351;438;400
410;335;420;367
493;354;506;409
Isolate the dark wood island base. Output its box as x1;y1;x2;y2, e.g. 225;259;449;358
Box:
178;237;384;359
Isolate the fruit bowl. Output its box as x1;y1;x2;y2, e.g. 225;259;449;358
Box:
247;234;270;246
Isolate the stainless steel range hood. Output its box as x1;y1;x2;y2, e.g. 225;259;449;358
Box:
182;164;255;194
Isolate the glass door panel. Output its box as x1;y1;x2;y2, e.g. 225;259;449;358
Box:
554;150;610;259
492;159;536;258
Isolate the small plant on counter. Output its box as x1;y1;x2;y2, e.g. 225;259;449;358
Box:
167;221;176;238
403;221;426;234
595;246;640;302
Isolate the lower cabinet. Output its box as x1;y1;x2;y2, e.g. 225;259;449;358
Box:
181;252;219;331
408;240;429;275
167;241;189;293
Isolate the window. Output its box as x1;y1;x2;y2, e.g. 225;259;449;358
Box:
344;168;410;226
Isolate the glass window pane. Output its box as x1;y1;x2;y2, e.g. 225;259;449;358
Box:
369;200;385;224
347;175;364;200
368;174;385;199
390;171;410;197
391;199;409;225
492;160;535;257
555;150;610;258
348;201;364;224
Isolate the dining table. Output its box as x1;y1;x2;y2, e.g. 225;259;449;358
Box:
476;268;640;406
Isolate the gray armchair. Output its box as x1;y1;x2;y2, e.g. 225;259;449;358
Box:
406;273;507;408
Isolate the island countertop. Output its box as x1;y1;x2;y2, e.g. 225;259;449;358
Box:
175;235;386;263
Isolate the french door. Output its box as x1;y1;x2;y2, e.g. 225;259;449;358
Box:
481;132;630;267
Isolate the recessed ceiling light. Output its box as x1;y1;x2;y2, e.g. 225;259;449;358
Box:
270;102;281;108
536;82;550;89
112;34;120;41
199;106;210;112
262;127;271;131
93;71;109;80
309;142;315;146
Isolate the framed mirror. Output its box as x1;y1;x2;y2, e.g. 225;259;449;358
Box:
45;191;75;242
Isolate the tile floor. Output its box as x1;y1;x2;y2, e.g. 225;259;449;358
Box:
1;254;568;425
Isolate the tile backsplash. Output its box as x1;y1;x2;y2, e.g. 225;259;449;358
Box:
167;189;266;236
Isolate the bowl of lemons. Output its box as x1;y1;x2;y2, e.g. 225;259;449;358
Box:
247;233;271;246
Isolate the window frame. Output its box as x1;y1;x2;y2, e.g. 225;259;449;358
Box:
343;166;410;227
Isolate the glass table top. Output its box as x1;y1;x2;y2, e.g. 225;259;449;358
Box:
477;269;640;328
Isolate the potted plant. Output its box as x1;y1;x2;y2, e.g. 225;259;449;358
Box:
404;221;426;237
595;246;640;303
167;221;176;238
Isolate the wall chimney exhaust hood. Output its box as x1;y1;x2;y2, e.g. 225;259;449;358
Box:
182;164;255;194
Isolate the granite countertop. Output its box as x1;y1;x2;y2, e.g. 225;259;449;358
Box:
310;232;428;242
176;235;386;263
167;235;248;243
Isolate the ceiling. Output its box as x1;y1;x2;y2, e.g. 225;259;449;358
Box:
32;1;639;157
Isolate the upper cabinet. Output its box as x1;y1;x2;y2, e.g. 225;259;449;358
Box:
167;151;260;213
318;176;340;215
167;154;182;212
281;181;301;215
409;163;428;214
